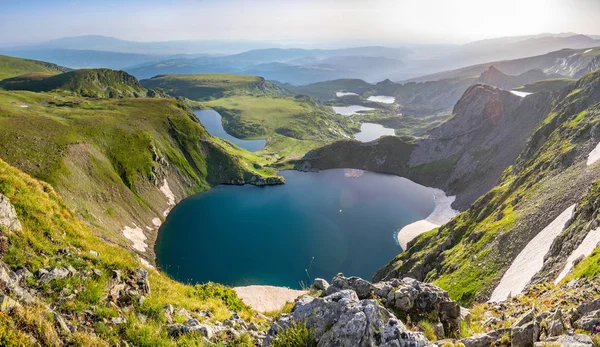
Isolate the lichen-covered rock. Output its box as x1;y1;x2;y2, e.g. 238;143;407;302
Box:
38;267;70;283
311;278;329;291
573;309;600;331
264;290;432;347
325;274;374;299
0;194;21;232
534;333;594;346
511;321;540;347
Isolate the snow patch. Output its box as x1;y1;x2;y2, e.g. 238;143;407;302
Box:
122;224;148;252
587;142;600;166
139;257;155;270
367;95;395;104
584;49;593;54
19;105;29;108
397;188;459;250
336;91;358;97
152;218;162;227
159;179;176;217
510;90;533;98
555;226;600;284
490;204;576;302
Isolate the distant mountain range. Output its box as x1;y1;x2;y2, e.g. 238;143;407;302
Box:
1;33;599;85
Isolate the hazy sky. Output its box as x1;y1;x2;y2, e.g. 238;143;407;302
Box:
1;0;600;45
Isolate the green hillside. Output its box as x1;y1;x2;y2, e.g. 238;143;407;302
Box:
140;74;289;101
0;157;265;346
0;89;280;259
0;69;151;98
514;77;577;93
0;54;68;81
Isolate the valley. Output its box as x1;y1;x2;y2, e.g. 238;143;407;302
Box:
1;24;600;347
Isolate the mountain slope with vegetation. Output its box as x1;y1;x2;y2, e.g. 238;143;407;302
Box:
141;74;354;158
0;69;154;98
0;86;281;261
373;68;600;305
0;54;68;80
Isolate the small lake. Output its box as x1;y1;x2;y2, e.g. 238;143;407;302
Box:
336;91;358;97
367;95;395;104
155;169;435;288
332;105;375;116
194;110;266;152
354;123;395;142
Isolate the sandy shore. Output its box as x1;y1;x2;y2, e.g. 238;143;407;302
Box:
397;188;459;250
234;285;306;313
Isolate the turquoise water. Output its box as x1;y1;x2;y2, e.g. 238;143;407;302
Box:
194;110;266;152
155;169;435;288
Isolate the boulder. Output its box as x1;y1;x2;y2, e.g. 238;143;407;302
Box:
573;309;600;331
325;274;374;299
0;194;22;232
38;267;70;283
0;294;19;312
534;333;594;346
311;278;329;291
459;329;510;347
511;321;540;347
263;290;431;347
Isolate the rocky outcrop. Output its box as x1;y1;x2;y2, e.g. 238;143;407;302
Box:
0;194;22;232
264;275;467;346
264;290;432;347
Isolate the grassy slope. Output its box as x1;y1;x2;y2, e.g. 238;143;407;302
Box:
140;74;288;101
142;74;353;159
0;90;279;259
0;69;149;98
514;78;577;93
0;157;264;346
0;54;67;81
375;69;600;305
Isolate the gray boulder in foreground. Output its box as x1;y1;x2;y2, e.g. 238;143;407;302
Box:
264;289;433;347
0;194;21;232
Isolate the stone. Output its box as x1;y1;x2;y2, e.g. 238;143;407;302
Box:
511;321;540;347
111;317;127;325
573;309;600;331
54;312;71;335
548;320;564;337
534;334;594;346
0;194;22;232
39;267;70;283
459;329;510;347
89;250;99;257
0;294;18;312
433;323;445;340
263;290;430;347
13;268;32;282
513;308;536;328
311;278;329;291
325;274;373;299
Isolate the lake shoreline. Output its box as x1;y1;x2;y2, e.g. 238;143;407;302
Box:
396;188;459;250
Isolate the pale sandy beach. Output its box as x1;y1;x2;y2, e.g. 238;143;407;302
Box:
397;188;459;250
234;285;306;312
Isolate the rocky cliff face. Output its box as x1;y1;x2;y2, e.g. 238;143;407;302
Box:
373;69;600;305
299;84;553;209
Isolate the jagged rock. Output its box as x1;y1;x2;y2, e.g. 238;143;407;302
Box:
573;309;600;331
534;333;594;346
39;267;70;283
263;290;431;347
89;250;99;257
0;294;19;312
325;274;373;299
248;322;259;331
459;329;510;347
0;262;34;303
13;267;32;282
167;319;216;339
136;269;150;295
513;308;536;328
511;321;540;347
0;194;22;232
54;312;71;336
433;323;445;340
311;278;329;291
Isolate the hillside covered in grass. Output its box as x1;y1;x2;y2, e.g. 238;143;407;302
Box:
0;87;282;262
0;54;68;80
141;74;354;158
0;69;155;98
0;157;269;346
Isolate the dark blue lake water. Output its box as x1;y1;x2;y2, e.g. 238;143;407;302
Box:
155;169;435;288
194;110;266;152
